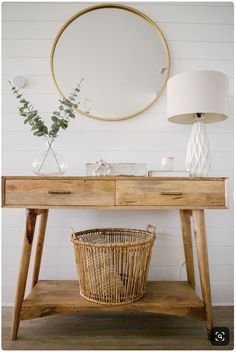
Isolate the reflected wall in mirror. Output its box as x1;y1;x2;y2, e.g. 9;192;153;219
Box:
51;4;170;120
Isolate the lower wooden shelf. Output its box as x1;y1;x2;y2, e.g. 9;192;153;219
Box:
20;280;205;321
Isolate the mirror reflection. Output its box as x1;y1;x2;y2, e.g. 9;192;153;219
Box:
51;4;170;120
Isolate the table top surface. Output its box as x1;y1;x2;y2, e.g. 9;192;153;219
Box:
2;175;227;181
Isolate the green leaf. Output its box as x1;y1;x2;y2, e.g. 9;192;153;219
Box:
51;123;59;132
34;130;45;136
51;116;59;123
31;125;39;130
27;110;38;118
63;100;72;108
53;111;60;116
24;116;33;124
59;119;68;128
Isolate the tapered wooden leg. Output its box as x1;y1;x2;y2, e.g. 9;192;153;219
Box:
32;209;49;289
180;210;195;290
192;209;213;339
11;209;38;340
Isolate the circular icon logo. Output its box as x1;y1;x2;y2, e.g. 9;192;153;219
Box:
211;327;229;345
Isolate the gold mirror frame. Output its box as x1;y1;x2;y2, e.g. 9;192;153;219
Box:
50;3;171;121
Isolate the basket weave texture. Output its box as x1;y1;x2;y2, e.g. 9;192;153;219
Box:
71;227;156;305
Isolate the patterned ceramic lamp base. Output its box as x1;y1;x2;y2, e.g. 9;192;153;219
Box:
186;120;211;177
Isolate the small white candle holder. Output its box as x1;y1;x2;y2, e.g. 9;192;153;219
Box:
161;157;174;171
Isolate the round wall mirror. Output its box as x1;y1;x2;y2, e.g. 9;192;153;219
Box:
51;4;170;121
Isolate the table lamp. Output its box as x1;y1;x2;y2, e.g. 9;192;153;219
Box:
167;70;228;176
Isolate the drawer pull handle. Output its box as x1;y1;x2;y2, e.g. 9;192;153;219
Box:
48;191;71;195
161;192;183;196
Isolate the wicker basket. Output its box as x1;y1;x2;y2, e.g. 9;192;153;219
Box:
71;226;156;305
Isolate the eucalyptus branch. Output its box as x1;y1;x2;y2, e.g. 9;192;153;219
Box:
9;81;48;137
9;77;83;139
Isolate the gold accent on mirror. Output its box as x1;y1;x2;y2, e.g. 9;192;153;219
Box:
50;3;171;121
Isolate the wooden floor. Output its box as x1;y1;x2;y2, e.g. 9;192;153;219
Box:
2;307;234;350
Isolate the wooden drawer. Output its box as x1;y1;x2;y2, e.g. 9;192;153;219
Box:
116;179;227;208
3;178;115;207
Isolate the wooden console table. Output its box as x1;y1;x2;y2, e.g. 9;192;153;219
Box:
2;176;228;340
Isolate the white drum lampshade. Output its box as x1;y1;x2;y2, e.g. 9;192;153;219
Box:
167;71;228;176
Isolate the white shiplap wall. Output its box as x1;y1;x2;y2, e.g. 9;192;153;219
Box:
2;2;234;305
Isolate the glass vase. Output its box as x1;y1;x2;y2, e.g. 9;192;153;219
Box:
32;138;68;176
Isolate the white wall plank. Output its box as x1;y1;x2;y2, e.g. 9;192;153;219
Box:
170;41;233;60
2;130;233;153
2;39;52;58
171;58;233;78
1;111;234;133
2;21;233;43
2;225;233;247
161;22;233;42
3;57;233;80
2;92;234;115
2;149;234;171
2;263;233;287
2;244;233;267
2;2;233;24
3;40;234;60
2;73;234;97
